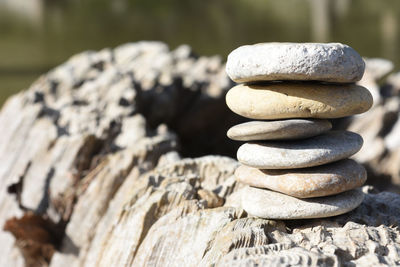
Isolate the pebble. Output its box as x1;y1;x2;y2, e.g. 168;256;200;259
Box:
237;131;363;169
241;186;364;219
235;159;367;198
226;42;365;83
227;119;332;141
226;83;373;120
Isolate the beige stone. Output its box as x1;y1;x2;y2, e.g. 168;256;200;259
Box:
235;159;367;198
227;119;332;141
226;83;373;120
241;186;364;219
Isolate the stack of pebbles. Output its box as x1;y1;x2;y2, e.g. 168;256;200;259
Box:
225;43;373;219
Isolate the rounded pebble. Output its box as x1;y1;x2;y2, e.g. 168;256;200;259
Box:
237;131;363;169
226;42;365;83
235;159;367;198
227;119;332;141
226;83;373;120
241;186;364;219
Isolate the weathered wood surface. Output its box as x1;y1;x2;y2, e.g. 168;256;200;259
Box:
1;42;400;267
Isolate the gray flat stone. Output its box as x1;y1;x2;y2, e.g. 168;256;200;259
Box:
241;186;364;219
226;42;365;83
227;119;332;141
237;131;363;169
235;159;367;198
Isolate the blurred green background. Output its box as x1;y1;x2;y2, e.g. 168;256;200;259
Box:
0;0;399;105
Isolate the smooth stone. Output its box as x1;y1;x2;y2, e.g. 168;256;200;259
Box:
241;186;364;219
237;131;363;169
227;119;332;141
226;42;365;83
226;83;373;120
235;159;367;198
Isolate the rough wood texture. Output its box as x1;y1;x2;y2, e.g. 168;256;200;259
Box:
1;42;400;267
